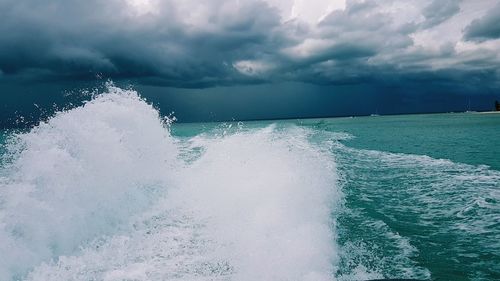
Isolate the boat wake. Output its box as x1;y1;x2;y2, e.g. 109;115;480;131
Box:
0;84;342;281
3;84;496;280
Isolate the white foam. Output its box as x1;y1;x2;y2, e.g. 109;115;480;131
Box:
333;142;500;279
0;85;342;281
0;84;179;280
174;126;340;281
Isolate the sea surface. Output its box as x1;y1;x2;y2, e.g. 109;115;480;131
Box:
0;86;499;281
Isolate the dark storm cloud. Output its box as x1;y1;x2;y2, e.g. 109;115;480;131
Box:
0;0;284;87
464;2;500;42
1;0;500;128
0;0;499;90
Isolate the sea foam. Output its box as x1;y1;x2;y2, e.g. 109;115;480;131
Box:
0;84;178;280
0;84;342;281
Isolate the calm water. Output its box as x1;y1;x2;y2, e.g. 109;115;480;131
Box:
0;87;499;281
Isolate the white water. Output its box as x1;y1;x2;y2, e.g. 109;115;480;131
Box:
0;85;342;281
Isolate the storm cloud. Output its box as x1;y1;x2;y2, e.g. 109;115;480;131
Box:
464;2;500;42
0;0;285;87
1;0;500;125
0;0;498;87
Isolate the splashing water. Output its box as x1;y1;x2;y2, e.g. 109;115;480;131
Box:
0;85;342;281
2;84;498;281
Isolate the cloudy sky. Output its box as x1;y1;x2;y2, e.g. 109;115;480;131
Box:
1;0;500;124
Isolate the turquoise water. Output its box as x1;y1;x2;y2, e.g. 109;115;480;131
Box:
172;114;500;281
0;87;499;281
304;113;500;170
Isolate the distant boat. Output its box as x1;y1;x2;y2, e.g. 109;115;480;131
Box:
370;108;380;117
465;98;476;113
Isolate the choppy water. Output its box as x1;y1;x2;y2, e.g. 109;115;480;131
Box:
0;85;499;281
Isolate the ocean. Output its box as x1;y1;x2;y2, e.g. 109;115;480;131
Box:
0;86;499;281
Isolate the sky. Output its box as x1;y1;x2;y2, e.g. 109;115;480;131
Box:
1;0;500;125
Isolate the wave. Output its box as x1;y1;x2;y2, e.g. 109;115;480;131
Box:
0;84;342;281
341;146;500;233
333;143;500;280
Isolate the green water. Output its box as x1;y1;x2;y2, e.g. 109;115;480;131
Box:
174;113;500;170
301;113;500;170
172;113;500;281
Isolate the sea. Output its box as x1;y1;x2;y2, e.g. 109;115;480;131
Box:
0;85;499;281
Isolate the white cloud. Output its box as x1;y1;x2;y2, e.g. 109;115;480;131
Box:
262;0;346;23
282;39;335;60
233;60;275;76
290;0;345;23
125;0;159;16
